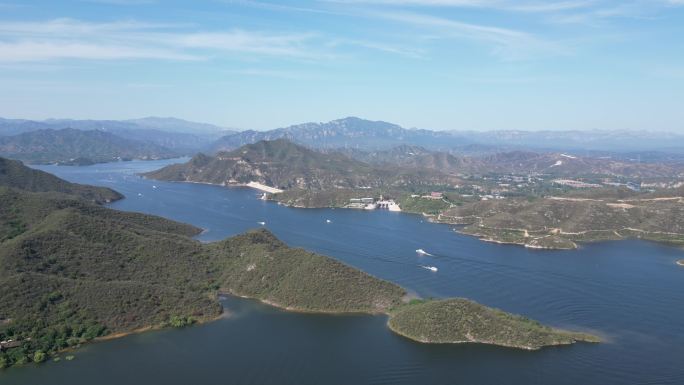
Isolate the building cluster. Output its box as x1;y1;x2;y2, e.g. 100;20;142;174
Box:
346;197;401;211
552;179;602;188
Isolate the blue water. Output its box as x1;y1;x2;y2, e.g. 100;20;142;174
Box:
3;158;683;385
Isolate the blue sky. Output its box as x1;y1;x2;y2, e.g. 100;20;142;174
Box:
0;0;683;132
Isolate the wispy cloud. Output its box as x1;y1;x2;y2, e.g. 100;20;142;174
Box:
323;0;595;13
0;18;325;63
231;68;315;80
369;11;566;59
326;38;426;58
0;41;200;62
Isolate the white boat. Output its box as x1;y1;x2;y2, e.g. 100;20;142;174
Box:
326;219;332;223
416;249;432;256
421;265;438;272
257;221;266;226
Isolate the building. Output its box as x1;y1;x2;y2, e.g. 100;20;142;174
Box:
0;339;21;350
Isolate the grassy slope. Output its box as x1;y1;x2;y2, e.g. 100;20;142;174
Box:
438;191;684;249
389;299;598;350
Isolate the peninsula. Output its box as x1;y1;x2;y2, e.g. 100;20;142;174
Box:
146;140;684;250
0;158;597;368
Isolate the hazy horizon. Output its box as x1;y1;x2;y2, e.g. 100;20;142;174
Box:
3;114;684;135
1;1;683;132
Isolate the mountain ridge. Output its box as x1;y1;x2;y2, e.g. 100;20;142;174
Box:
145;139;459;191
0;128;178;165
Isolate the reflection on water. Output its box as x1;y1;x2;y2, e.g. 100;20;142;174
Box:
1;159;682;385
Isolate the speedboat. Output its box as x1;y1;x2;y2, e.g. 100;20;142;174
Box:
421;265;438;272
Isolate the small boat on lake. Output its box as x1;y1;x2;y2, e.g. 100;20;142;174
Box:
257;221;266;226
416;249;432;256
421;265;438;272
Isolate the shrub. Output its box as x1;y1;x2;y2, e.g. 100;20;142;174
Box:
33;350;46;363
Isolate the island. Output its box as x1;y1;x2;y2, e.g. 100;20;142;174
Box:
0;157;598;369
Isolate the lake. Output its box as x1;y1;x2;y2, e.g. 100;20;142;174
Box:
3;158;683;385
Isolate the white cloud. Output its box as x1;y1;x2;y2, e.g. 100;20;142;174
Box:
369;11;566;59
0;19;323;63
0;41;200;62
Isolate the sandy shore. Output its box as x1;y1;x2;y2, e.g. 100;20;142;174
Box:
93;313;222;343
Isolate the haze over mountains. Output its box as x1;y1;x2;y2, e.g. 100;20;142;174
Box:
0;117;234;154
370;147;684;179
1;116;683;168
211;117;684;154
0;129;178;165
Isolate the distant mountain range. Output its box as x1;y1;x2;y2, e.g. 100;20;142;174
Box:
458;130;684;154
210;117;684;154
339;144;684;179
1;116;683;166
0;128;178;164
0;117;235;152
211;117;463;152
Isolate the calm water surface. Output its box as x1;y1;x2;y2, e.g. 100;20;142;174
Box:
3;159;683;385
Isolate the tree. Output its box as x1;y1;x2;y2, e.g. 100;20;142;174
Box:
33;350;46;363
169;315;194;328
